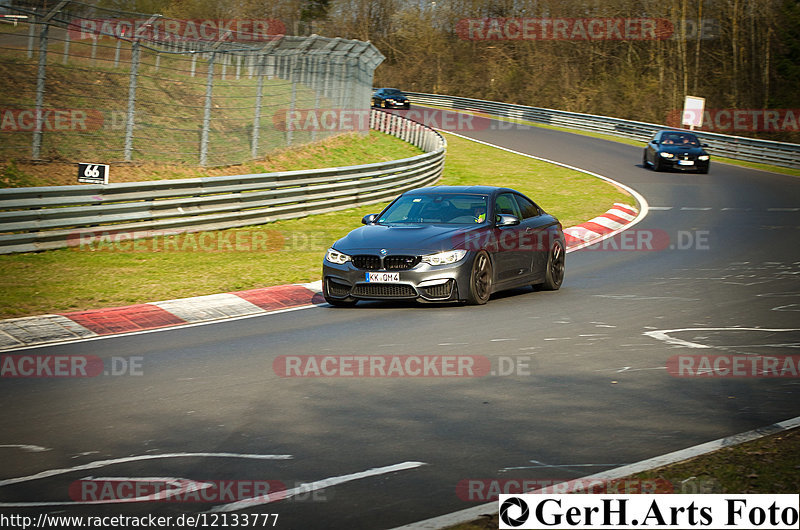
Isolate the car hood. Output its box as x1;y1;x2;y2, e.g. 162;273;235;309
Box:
659;144;707;155
333;223;480;254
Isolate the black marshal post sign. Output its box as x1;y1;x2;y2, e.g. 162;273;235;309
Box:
77;163;109;184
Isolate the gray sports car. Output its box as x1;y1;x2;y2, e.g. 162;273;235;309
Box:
322;186;566;306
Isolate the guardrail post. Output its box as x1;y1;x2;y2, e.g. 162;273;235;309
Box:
124;39;140;162
200;52;216;166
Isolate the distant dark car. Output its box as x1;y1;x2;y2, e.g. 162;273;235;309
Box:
643;130;710;173
372;88;410;109
322;186;566;306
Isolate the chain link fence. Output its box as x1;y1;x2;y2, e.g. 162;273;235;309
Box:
0;1;384;167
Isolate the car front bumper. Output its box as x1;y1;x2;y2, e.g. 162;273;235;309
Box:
661;158;710;171
322;255;475;303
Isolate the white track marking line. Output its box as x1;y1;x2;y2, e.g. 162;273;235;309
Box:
0;444;51;452
0;453;293;488
209;461;427;512
643;327;800;349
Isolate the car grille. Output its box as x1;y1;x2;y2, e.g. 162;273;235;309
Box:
384;256;420;270
418;280;454;300
352;255;420;271
352;255;382;270
326;278;351;297
352;283;416;298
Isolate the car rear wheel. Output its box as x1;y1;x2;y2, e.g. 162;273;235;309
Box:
466;251;493;305
536;240;565;291
642;149;649;168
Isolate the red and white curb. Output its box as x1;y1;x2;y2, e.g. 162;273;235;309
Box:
0;282;324;351
0;203;639;351
564;203;639;251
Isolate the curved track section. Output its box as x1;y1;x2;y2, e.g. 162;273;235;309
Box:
1;118;798;529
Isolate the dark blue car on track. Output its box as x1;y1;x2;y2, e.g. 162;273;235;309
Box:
371;88;411;109
643;130;711;173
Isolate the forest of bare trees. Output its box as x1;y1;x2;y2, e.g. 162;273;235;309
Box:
86;0;800;141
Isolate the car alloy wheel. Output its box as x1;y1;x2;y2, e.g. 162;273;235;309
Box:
466;251;493;305
540;240;565;291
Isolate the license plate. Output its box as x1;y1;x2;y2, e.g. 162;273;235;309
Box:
678;160;695;166
366;272;399;282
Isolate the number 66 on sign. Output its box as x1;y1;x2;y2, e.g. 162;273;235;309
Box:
78;163;109;184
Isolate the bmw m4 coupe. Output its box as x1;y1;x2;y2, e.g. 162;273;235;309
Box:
322;186;566;306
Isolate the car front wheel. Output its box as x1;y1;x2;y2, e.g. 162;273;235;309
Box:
652;155;662;171
465;251;493;305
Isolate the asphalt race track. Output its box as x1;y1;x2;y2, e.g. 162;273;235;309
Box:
1;119;798;529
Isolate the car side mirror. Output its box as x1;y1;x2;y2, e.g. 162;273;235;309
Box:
701;143;709;148
362;214;378;225
650;140;659;145
496;214;520;227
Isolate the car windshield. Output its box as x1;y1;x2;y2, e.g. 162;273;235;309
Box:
377;194;489;225
383;89;403;96
661;133;700;146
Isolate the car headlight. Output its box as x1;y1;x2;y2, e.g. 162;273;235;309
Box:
659;152;675;159
421;249;467;266
326;248;351;265
698;155;710;161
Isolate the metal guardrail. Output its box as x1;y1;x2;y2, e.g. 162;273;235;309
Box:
406;92;800;169
0;109;445;254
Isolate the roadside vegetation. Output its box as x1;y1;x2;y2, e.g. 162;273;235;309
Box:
90;0;800;144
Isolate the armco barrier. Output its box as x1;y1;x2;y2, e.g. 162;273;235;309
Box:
0;109;445;254
406;92;800;169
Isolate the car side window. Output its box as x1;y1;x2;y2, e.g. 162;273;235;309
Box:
513;194;540;219
495;193;522;222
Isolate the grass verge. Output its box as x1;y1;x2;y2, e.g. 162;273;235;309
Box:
447;426;800;529
0;132;632;318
